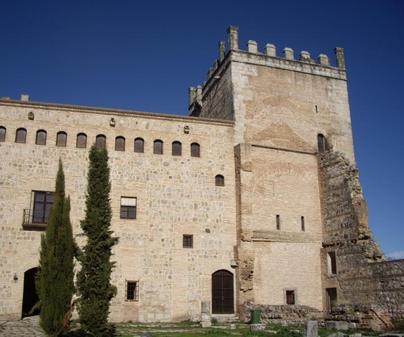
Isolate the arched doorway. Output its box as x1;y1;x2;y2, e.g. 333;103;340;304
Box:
212;270;234;314
22;267;40;318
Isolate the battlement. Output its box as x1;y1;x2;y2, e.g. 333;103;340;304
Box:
189;26;347;111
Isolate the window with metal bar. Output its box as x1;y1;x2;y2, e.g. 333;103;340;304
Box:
126;281;139;301
286;290;295;305
183;234;193;248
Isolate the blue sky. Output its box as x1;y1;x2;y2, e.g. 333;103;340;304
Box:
1;0;403;256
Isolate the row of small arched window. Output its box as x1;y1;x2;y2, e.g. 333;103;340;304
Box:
0;127;201;157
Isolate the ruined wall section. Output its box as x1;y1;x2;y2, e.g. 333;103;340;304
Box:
319;149;404;325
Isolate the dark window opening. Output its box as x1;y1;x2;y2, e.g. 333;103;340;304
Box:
96;134;106;149
36;130;47;145
328;251;337;275
56;131;67;147
22;267;40;318
183;234;193;248
317;134;328;153
0;126;6;142
301;216;305;231
15;128;27;143
191;142;200;157
326;288;337;311
120;197;137;219
126;281;139;301
134;138;144;153
172;141;182;156
215;175;224;187
286;290;295;305
76;133;87;148
115;136;125;151
276;214;281;230
153;140;163;154
32;191;53;224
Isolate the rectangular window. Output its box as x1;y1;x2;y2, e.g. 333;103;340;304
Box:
326;288;337;310
183;234;193;248
301;216;305;231
126;281;139;301
120;197;137;219
276;214;280;230
32;191;54;224
286;290;295;305
327;251;337;275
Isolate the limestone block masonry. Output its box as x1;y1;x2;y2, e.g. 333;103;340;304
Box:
0;26;403;325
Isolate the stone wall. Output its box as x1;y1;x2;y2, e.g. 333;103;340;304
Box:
319;149;404;328
0;100;237;322
197;27;356;313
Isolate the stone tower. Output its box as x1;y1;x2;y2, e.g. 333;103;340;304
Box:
189;26;403;325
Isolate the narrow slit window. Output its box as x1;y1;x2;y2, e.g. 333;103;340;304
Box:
56;131;67;147
327;251;337;275
115;136;125;151
301;216;305;231
317;134;328;153
15;128;27;143
0;126;6;142
172;141;182;156
36;130;47;145
276;214;281;230
134;138;144;153
76;133;87;148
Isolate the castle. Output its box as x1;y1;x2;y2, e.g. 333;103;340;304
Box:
0;26;403;327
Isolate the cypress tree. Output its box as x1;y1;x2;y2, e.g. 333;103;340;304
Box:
37;160;75;337
77;145;118;337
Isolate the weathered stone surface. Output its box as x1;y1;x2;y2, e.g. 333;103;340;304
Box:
325;321;349;331
306;320;318;337
250;323;266;331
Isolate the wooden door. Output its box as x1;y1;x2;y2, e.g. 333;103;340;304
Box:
212;270;234;314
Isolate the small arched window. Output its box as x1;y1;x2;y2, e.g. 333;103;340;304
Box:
0;126;6;142
76;133;87;148
56;131;67;147
153;139;163;155
15;128;27;143
36;130;47;145
96;134;106;149
215;174;225;187
172;141;182;156
191;143;200;157
115;136;125;151
134;137;144;153
317;134;328;153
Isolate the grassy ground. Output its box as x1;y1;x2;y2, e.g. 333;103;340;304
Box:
114;321;397;337
115;322;305;337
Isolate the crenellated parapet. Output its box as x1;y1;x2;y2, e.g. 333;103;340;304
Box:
188;26;347;113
